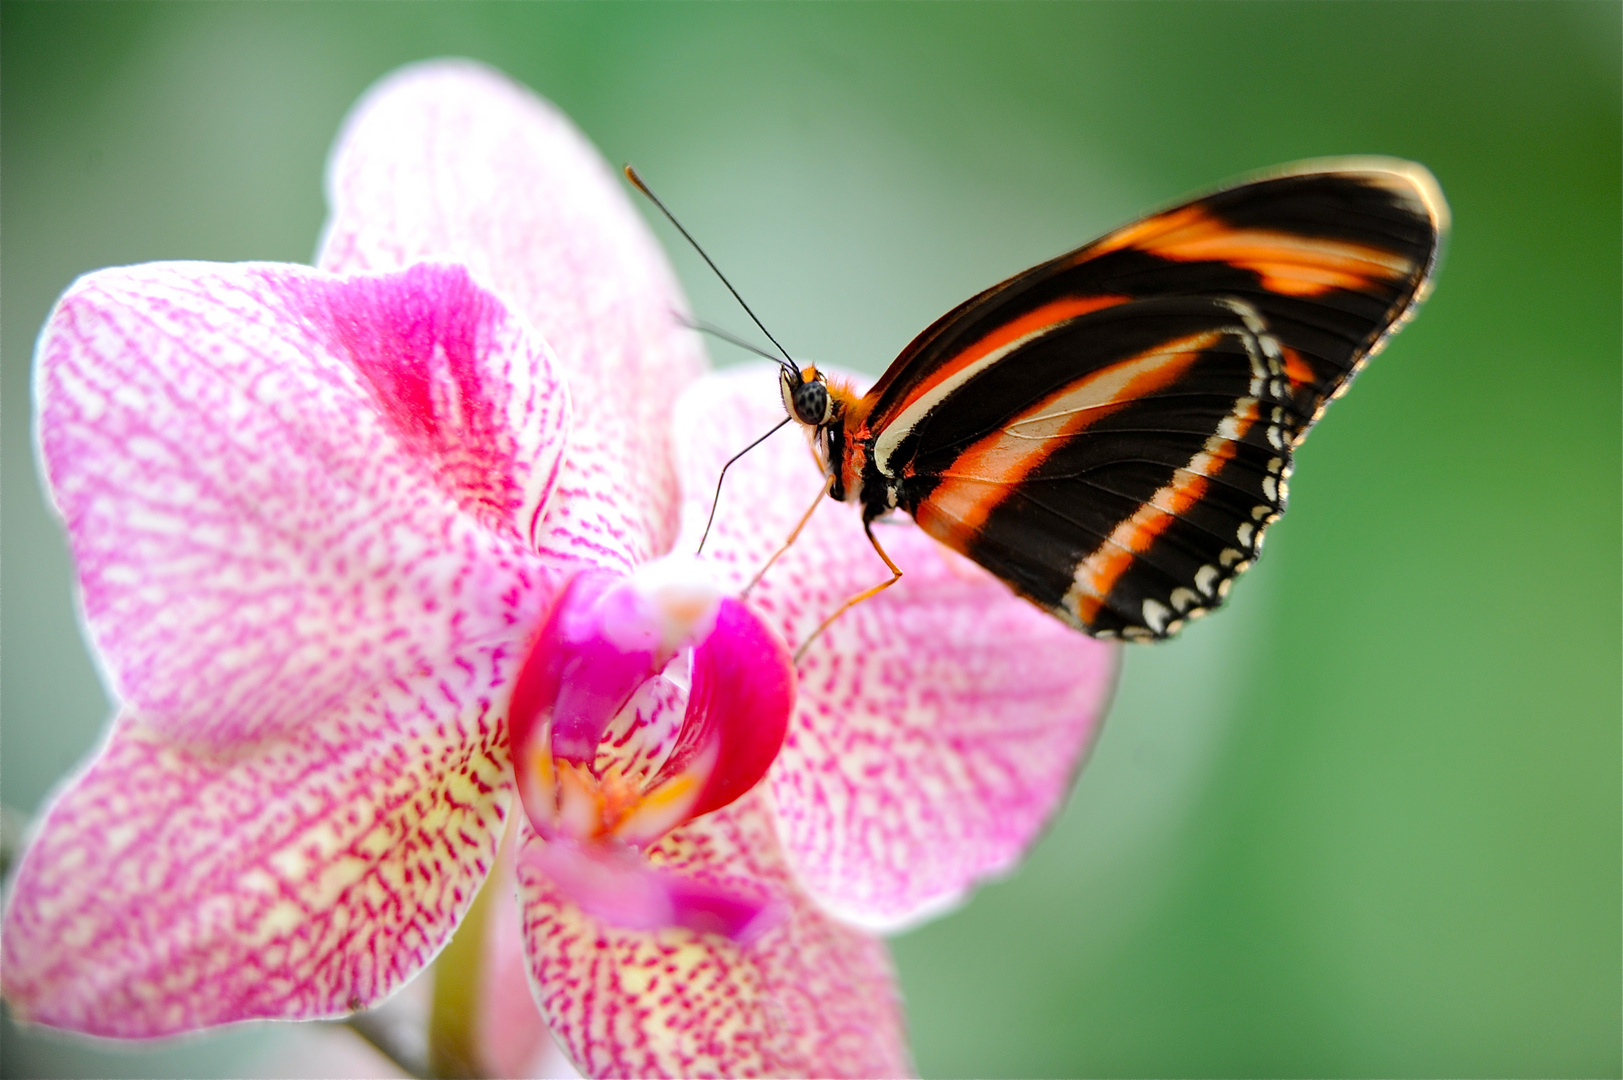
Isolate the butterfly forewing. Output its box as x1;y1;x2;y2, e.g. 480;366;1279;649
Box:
884;297;1294;639
863;159;1445;448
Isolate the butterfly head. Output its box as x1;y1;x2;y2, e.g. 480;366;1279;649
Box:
780;364;833;428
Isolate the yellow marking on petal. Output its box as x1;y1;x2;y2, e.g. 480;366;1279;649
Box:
353;825;395;860
555;763;602;839
618;961;659;997
269;845;312;882
260;899;304;937
521;743;559;828
612;768;704;847
532;745;556;788
597;767;642;830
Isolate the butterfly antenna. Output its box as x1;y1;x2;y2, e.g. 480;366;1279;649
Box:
674;313;788;364
625;164;799;376
695;416;794;556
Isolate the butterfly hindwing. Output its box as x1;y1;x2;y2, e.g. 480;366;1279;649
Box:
882;296;1295;640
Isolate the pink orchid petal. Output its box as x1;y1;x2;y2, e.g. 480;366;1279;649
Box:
524;838;686;934
476;837;555;1079
509;571;671;770
321;60;705;574
659;596;795;823
672;366;1122;928
1;687;511;1037
510;563;792;849
36;260;560;745
521;838;775;944
516;795;911;1079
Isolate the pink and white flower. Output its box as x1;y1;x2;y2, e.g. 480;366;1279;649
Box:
2;61;1118;1078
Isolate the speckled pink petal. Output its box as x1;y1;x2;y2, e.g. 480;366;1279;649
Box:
35;260;561;745
2;678;511;1036
671;367;1122;929
516;794;911;1079
476;835;555;1079
320;60;704;574
661;594;794;824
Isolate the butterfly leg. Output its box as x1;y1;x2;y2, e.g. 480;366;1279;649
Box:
743;475;833;598
695;415;793;556
791;518;903;664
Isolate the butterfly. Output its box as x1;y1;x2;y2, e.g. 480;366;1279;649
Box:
767;158;1448;642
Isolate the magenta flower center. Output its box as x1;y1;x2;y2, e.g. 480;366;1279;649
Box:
508;560;794;848
504;562;796;938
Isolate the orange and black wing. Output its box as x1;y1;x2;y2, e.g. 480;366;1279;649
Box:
887;296;1293;639
862;159;1446;639
864;158;1447;446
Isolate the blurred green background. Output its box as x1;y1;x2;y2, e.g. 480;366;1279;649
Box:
2;3;1617;1077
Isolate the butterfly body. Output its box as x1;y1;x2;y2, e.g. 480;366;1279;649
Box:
779;158;1447;642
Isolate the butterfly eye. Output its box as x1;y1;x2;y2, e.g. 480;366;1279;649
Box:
791;376;831;427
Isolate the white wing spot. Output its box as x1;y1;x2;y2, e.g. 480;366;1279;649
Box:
1195;564;1219;596
1237;522;1255;547
1142;598;1171;634
1171;587;1200;612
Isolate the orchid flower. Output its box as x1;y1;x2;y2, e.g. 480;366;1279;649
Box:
2;61;1118;1078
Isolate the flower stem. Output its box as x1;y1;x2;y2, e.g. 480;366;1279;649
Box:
427;848;498;1079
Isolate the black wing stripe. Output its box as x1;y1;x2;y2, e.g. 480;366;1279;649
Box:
863;160;1444;640
900;299;1293;636
873;162;1442;448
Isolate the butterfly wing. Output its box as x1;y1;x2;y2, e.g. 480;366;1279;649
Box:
884;296;1292;639
863;158;1447;447
859;160;1446;639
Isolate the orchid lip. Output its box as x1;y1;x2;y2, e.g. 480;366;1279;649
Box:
522;836;782;945
506;558;795;933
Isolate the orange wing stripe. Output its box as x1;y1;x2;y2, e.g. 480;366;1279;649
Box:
1281;346;1316;391
874;293;1130;431
1064;404;1258;622
1089;204;1414;298
914;331;1220;551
